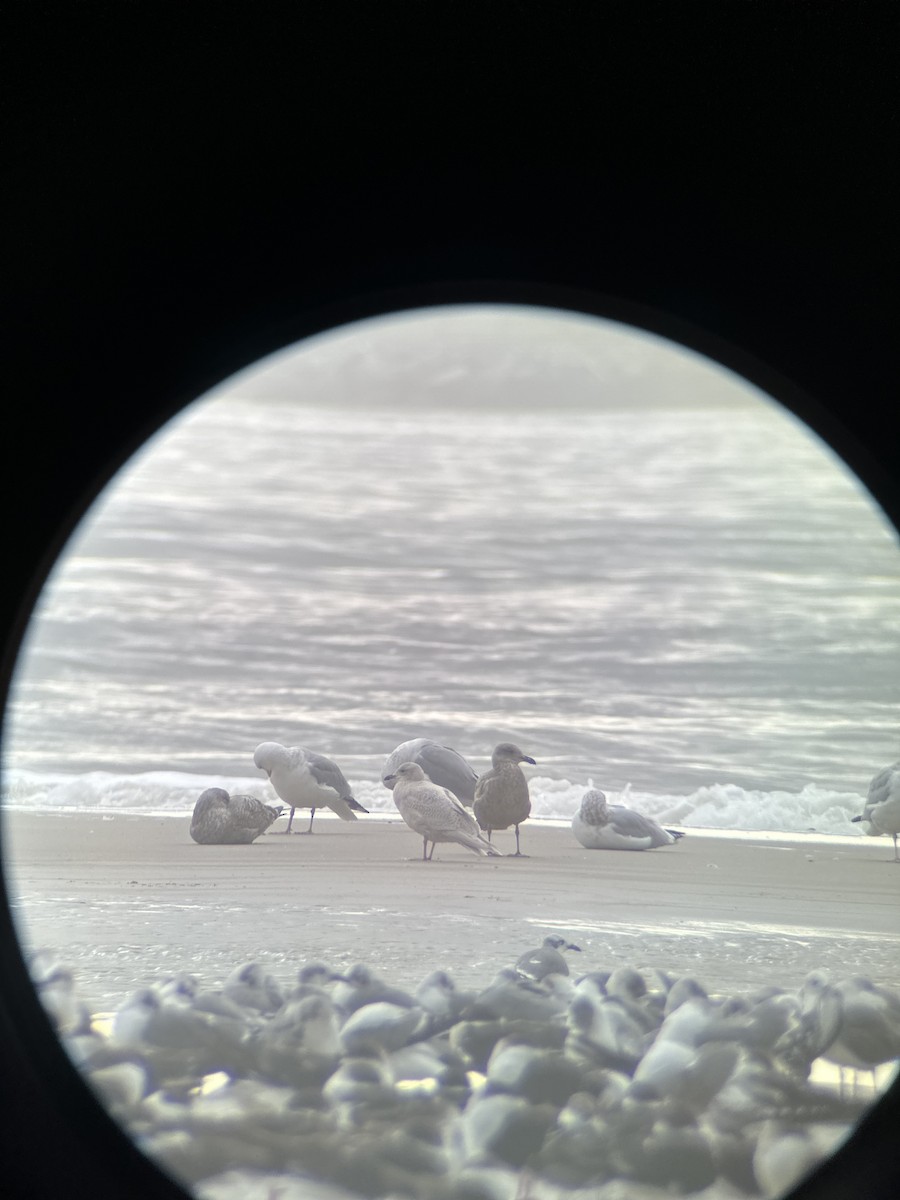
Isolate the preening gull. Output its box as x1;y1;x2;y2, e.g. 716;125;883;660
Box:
382;738;479;806
851;760;900;861
383;761;501;861
571;788;684;851
189;788;284;845
473;742;535;857
253;741;368;834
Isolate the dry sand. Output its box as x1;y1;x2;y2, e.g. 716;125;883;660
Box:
3;812;899;1010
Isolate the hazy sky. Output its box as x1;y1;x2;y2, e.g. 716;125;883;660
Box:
210;304;771;413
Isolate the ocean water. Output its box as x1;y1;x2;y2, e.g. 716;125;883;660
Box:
3;310;900;836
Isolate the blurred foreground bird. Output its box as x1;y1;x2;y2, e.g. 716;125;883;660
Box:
41;946;898;1200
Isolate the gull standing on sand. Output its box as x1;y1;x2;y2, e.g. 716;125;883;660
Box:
571;788;684;851
382;738;479;806
383;761;501;861
189;788;284;844
473;742;535;857
253;741;368;834
851;761;900;861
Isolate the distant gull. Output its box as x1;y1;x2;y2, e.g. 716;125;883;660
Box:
473;742;535;857
571;788;685;851
851;760;900;861
253;741;368;834
382;738;479;806
189;788;284;845
384;761;501;861
515;935;582;982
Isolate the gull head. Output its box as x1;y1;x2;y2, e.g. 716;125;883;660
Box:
491;742;536;766
254;741;288;775
384;761;428;785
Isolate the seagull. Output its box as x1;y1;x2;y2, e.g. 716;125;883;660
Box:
819;973;900;1089
222;961;285;1015
189;787;284;844
339;1001;424;1055
851;761;900;861
466;967;567;1024
253;741;368;833
382;738;479;806
384;761;501;861
571;789;684;851
332;963;419;1016
753;1119;850;1199
473;742;535;857
515;935;582;982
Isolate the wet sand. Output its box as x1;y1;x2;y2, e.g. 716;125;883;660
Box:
3;812;899;1010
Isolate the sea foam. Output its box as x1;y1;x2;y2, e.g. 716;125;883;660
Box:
2;767;871;837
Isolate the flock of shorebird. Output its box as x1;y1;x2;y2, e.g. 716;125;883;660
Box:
31;940;900;1198
189;737;690;856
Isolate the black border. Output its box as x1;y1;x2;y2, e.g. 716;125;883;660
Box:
2;5;899;1198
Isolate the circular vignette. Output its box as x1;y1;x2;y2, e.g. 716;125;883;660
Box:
1;280;899;1200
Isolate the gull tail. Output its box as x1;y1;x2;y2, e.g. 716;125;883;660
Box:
347;797;369;813
666;829;686;840
458;833;502;857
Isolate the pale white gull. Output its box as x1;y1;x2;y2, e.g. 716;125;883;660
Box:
572;788;684;850
253;741;368;833
382;737;479;805
384;761;501;860
851;760;900;861
473;742;535;857
189;787;284;844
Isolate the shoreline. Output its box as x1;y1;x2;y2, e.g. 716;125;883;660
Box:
3;811;898;1011
1;803;875;845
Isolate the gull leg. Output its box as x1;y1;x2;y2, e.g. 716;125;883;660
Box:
427;841;437;861
281;807;295;834
422;837;429;861
893;833;899;862
296;808;316;834
508;824;529;857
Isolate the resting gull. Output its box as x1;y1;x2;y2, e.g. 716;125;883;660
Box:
189;788;284;845
383;761;501;861
473;742;535;857
851;760;900;861
253;741;368;834
382;738;478;806
515;935;582;982
572;788;684;851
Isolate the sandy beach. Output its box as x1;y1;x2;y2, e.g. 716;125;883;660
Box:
3;813;899;1011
